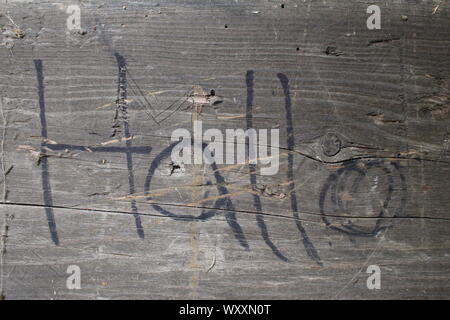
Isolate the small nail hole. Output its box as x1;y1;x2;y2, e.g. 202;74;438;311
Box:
281;4;285;8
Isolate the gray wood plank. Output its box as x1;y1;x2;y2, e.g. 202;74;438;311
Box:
0;0;449;299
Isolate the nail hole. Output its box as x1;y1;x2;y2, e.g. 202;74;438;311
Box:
224;25;228;28
296;47;300;51
281;4;285;8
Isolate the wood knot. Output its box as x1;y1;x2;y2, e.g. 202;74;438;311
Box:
321;132;342;157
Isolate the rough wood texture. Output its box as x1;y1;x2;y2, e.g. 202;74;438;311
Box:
0;0;449;299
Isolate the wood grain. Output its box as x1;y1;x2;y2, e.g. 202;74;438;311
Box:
0;0;449;299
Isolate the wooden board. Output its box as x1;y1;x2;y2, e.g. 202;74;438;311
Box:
0;0;449;299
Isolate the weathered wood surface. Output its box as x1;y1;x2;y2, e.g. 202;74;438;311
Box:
0;0;449;299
